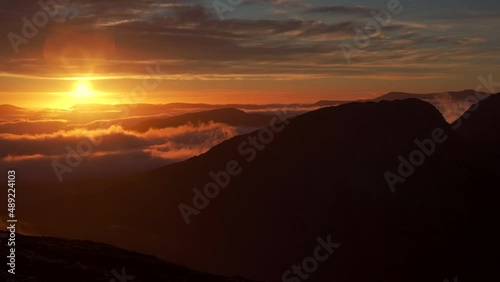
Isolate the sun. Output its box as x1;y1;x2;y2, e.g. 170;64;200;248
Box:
72;80;94;98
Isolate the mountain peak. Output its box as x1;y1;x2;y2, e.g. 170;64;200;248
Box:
454;93;500;145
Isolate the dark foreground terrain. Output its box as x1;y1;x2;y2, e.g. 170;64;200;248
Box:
5;93;500;281
0;231;255;282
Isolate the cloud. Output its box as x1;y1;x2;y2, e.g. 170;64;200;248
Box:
0;0;494;82
0;119;67;134
306;5;376;17
245;0;310;8
0;121;255;184
0;122;245;156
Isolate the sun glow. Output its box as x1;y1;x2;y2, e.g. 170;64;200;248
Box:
72;80;94;98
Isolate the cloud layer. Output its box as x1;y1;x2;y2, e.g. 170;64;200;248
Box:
0;0;498;81
0;109;257;184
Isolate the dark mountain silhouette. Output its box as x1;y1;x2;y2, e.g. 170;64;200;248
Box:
314;90;494;107
453;93;500;146
374;90;497;122
373;89;490;101
15;99;500;282
373;91;428;101
0;232;255;282
309;90;496;122
132;108;274;132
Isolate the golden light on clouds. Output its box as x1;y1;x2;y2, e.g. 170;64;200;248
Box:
43;28;116;63
72;80;94;98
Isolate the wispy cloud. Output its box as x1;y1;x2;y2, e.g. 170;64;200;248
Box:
0;121;255;183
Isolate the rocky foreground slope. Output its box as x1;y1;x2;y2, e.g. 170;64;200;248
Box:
0;231;255;282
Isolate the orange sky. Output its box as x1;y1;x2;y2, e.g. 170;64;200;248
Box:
1;0;499;109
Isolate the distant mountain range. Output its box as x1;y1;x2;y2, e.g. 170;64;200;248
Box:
66;90;498;133
305;89;494;107
18;94;500;281
0;232;255;282
132;108;275;132
0;104;27;121
0;104;23;114
3;89;494;127
2;89;492;112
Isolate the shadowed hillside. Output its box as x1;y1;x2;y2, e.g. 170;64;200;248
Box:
14;99;500;282
0;232;255;282
453;93;500;146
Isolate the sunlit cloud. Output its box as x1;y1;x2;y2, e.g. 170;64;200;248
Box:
0;0;498;107
0;121;257;184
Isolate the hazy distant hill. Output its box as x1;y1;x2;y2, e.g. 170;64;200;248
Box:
0;104;23;114
132;108;275;132
318;90;496;122
2;89;494;125
313;100;347;107
70;102;312;116
0;104;26;121
373;92;428;101
0;232;255;282
20;98;500;282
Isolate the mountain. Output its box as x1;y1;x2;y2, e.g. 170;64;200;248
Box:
0;104;26;120
70;102;313;116
16;99;500;282
453;93;500;146
311;90;496;122
313;100;348;107
373;92;428;101
373;90;488;101
312;90;488;105
0;231;255;282
0;104;24;114
374;90;496;122
132;108;274;132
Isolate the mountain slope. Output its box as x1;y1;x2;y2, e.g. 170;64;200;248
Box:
453;93;500;146
377;90;497;122
0;232;255;282
314;90;496;122
18;99;500;282
132;108;274;132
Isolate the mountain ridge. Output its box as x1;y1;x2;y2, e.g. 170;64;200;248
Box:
20;98;500;281
453;93;500;145
1;89;494;111
132;108;274;132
